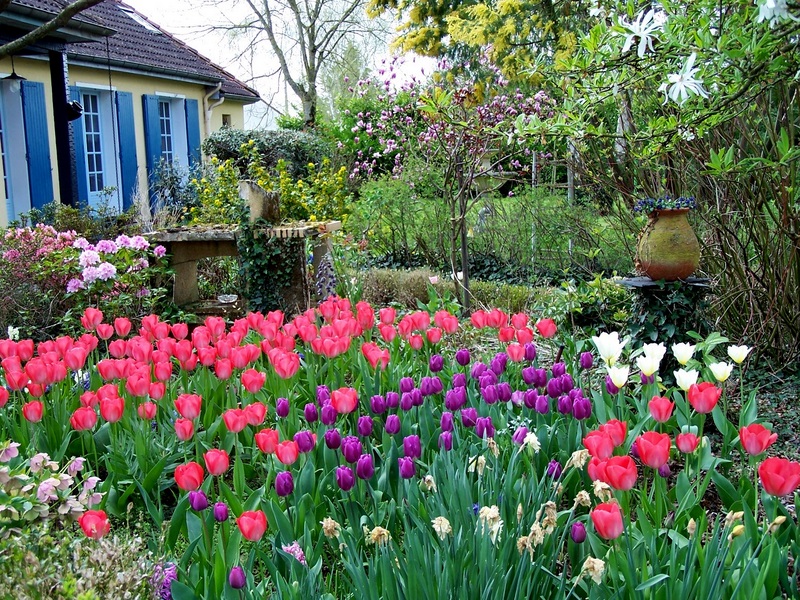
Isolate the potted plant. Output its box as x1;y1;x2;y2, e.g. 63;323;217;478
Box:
634;195;700;281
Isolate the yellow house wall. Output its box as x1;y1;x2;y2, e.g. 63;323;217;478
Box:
0;55;247;226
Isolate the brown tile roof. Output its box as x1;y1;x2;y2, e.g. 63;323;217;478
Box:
64;0;260;101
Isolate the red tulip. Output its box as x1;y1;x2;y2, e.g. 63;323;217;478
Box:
470;310;488;329
222;408;248;433
114;317;132;337
255;428;279;454
215;358;233;380
175;418;194;441
275;440;299;465
648;396;674;423
506;343;525;362
675;432;700;454
361;342;389;370
137;402;157;420
636;431;671;469
197;347;216;367
587;456;606;481
153;361;173;382
97;359;121;381
408;334;424;350
379;307;396;325
599;419;628;447
79;510;110;539
24;358;49;385
64;347;89;371
70;406;98;430
204;449;230;476
100;396;125;422
5;370;29;391
603;456;638;491
426;327;443;344
759;457;800;497
687;382;722;413
739;424;778;456
16;339;34;362
516;328;534;345
244;402;267;426
535;318;557;338
511;313;529;329
174;462;204;491
378;324;397;342
96;324;114;340
149;382;166;400
171;322;189;340
175;393;202;420
498;326;515;343
125;373;150;398
80;307;104;331
96;383;119;402
486;309;508;328
241;369;266;393
269;349;300;379
0;387;8;408
22;400;44;422
237;510;267;541
583;430;615;459
331;387;358;414
591;502;624;540
27;383;47;398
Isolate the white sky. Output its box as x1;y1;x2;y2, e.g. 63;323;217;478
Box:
123;0;434;128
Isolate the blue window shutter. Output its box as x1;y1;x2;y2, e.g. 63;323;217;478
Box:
141;94;161;209
185;98;201;166
20;81;54;209
115;92;138;210
69;86;89;205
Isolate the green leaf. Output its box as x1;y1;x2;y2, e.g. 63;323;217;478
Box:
636;573;670;590
170;580;200;600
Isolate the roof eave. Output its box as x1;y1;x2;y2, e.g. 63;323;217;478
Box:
1;5;115;43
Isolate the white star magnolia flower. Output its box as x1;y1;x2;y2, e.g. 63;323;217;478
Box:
658;53;709;106
619;9;665;58
756;0;798;27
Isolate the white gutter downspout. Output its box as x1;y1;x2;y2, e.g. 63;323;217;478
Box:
203;81;224;139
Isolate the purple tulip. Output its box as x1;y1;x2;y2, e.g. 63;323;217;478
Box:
497;382;512;402
630;441;640;460
188;490;208;511
385;414;401;434
455;348;471;366
441;411;454;432
557;395;573;415
512;426;528;444
294;430;315;453
470;362;487;379
213;502;228;522
321;404;337;425
531;368;548;389
461;407;478;427
479;371;497;388
439;431;453;451
523;389;537;409
511;390;525;405
324;428;342;450
579;351;594;370
341;436;363;463
336;466;355;491
429;354;444;373
316;385;331;405
452;372;467;388
398;457;416;479
535;394;550;414
400;392;414;411
276;397;290;418
385;391;400;409
605;376;620;395
560;373;574;393
547;460;563;478
490;357;506;375
420;377;436;396
546;378;562;398
229;566;246;589
568;388;583;400
475;416;495;439
430;376;443;394
445;387;466;411
522;366;536;385
399;377;414;394
304;403;318;423
572;396;592;420
403;435;422;459
658;463;671;478
356;454;375;480
481;384;499;404
571;522;587;543
370;395;386;414
275;471;294;496
357;415;374;437
552;362;566;377
524;343;537;362
641;372;655;385
411;389;423;406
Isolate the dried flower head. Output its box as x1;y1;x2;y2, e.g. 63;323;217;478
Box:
581;556;606;584
431;516;452;540
321;517;341;539
367;526;391;546
486;438;500;457
467;455;487;476
478;505;504;544
769;516;787;534
421;474;437;493
573;491;591;508
592;480;614;502
566;449;590;470
725;511;744;528
687;518;697;538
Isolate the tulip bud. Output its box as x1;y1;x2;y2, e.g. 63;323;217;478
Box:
470;362;487;379
429;354;444;373
455;348;471;366
557;395;573;415
452;373;467;388
275;471;294;497
213;502;229;522
369;395;386;414
188;490;209;511
303;403;318;423
512;426;528;445
552;362;566;377
324;428;341;450
399;377;414;394
276;397;289;418
229;566;246;589
571;522;587;543
336;466;355;491
535;395;550;414
658;463;671;478
461;407;478;427
320;404;337;425
316;385;331;405
605;376;620;395
398;456;416;479
357;415;374;437
356;454;375;479
440;411;454;432
385;391;400;408
524;343;537;362
385;414;401;434
547;460;563;478
400;392;414;411
579;352;594;370
439;431;453;451
475;417;495;439
572;397;592;420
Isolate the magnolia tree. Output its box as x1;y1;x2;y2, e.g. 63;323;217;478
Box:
348;59;556;311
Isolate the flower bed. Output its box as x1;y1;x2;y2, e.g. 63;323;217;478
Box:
0;300;797;599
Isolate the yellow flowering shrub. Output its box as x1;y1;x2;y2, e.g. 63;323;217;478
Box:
187;157;242;225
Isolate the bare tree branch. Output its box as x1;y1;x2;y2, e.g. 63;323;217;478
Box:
0;0;105;59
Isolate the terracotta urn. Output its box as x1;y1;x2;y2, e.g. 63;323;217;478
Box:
635;208;700;281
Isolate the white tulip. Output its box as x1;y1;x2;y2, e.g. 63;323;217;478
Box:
708;361;734;382
636;355;661;377
672;343;696;365
592;331;627;366
727;345;752;364
607;365;631;389
674;368;699;391
642;343;667;363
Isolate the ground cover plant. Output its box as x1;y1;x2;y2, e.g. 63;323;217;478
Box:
0;299;797;599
